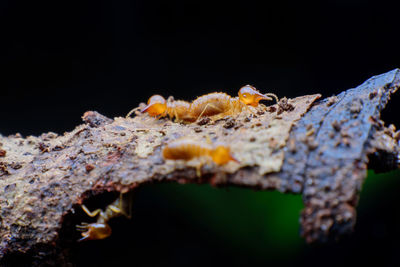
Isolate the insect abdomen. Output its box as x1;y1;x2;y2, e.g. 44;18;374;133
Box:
163;141;210;161
190;93;231;118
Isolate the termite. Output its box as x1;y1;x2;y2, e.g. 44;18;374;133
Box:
189;85;278;121
76;193;132;241
127;85;278;123
126;95;192;122
162;139;238;176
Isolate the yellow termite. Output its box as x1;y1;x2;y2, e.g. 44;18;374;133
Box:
188;85;277;121
162;139;238;176
126;95;192;122
76;193;131;241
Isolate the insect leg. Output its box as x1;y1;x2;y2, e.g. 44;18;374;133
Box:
108;205;122;214
81;205;102;218
244;104;256;115
173;108;181;123
108;193;132;218
122;192;134;219
195;164;202;177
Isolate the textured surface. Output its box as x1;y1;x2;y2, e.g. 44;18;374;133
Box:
0;94;319;261
298;69;400;242
0;69;399;265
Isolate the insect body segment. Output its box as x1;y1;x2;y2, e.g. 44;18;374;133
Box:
76;193;131;242
138;95;192;122
165;99;193;122
239;85;274;107
141;94;167;116
189;92;241;121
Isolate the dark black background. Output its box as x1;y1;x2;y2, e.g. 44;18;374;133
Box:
1;0;400;266
1;0;400;135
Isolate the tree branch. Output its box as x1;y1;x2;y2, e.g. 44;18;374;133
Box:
0;69;399;264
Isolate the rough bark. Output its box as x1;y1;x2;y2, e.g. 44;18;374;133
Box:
0;69;399;265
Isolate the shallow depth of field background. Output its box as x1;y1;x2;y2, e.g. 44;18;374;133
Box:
1;0;400;266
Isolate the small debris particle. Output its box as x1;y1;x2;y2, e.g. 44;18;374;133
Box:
85;164;95;172
82;111;113;127
250;113;258;119
244;117;251;122
135;129;150;133
277;97;295;114
38;142;50;153
223;118;236;129
332;120;341;132
334;139;341;147
342;137;351;147
384;82;392;89
120;132;126;136
369;91;377;100
52;145;64;151
10;163;22;170
306;136;318;150
0;149;6;157
4;183;16;193
288;139;297;153
326;96;338;107
340;129;350;138
257;110;265;115
41;132;58;141
306;128;315;136
268;137;278;148
193;127;202;133
386;124;396;136
197;117;211;126
233;123;244;130
0;162;8;174
350;98;363;114
106;150;123;164
267;106;277;113
249;137;256;142
394;131;400;141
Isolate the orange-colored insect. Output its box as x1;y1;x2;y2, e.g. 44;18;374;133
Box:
76;193;131;241
188;85;278;121
126;85;278;122
163;139;238;168
126;95;192;122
